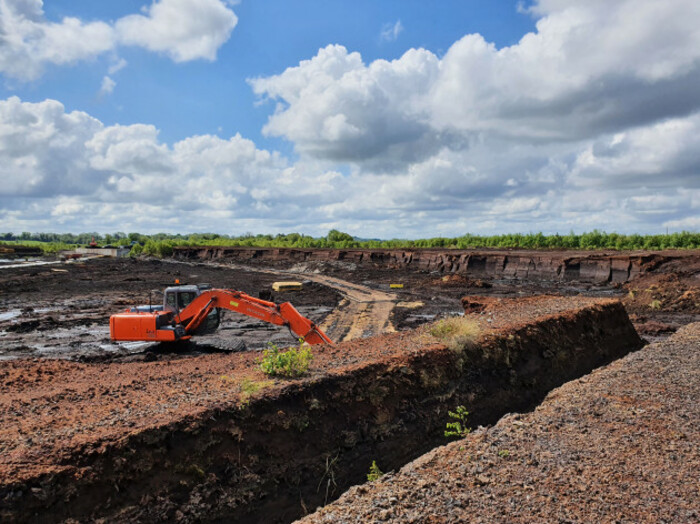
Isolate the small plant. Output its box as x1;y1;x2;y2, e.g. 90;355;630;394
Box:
260;340;313;377
429;316;480;353
498;449;510;458
649;299;662;310
444;405;471;438
367;460;384;482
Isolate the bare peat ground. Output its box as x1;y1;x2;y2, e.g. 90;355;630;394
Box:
0;249;697;522
0;295;609;484
1;249;698;361
175;247;699;340
0;296;641;523
300;322;700;524
0;258;340;361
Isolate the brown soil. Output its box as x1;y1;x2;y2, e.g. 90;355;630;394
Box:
0;249;697;523
0;297;641;523
301;322;700;524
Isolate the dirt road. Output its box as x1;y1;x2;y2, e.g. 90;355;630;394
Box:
195;261;399;342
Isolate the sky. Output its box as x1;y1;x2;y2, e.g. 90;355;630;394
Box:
0;0;698;238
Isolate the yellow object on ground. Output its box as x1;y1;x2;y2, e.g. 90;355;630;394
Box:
390;284;404;289
396;301;424;309
272;281;303;292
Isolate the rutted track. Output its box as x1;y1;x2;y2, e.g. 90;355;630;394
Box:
183;261;399;342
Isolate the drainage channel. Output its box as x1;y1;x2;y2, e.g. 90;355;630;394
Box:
0;298;642;524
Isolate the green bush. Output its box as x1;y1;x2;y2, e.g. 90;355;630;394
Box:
2;229;699;254
260;341;313;377
129;243;143;257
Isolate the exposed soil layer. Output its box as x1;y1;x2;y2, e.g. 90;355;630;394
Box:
0;297;642;523
173;246;695;284
301;322;700;524
174;247;700;340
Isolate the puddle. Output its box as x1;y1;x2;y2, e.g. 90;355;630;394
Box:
0;260;63;269
0;310;21;321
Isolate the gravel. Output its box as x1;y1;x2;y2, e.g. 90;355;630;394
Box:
300;322;700;524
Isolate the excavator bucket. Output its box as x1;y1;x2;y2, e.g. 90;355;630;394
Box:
278;302;333;345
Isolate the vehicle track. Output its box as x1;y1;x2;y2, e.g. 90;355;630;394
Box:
189;261;398;342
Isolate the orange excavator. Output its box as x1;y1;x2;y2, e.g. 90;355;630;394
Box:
110;283;332;345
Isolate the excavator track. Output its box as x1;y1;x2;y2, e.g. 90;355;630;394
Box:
192;336;246;353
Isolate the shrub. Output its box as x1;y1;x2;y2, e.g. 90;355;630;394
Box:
649;299;662;310
429;316;480;353
367;460;384;482
260;341;313;377
444;405;471;438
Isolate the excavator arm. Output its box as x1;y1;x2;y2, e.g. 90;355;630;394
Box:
175;289;332;345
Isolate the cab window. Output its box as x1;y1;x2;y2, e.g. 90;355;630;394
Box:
179;292;196;308
166;293;177;308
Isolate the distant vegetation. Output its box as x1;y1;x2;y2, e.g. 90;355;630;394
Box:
1;229;699;257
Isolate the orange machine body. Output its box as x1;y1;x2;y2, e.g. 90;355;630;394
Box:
109;311;185;342
109;287;332;345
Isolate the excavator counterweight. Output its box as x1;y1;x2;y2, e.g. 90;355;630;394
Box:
110;285;332;345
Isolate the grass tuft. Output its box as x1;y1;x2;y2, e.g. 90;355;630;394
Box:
429;316;480;353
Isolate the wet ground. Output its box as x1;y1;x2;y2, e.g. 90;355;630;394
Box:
0;258;340;361
1;252;698;361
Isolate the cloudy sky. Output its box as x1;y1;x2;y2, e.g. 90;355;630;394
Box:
1;0;698;237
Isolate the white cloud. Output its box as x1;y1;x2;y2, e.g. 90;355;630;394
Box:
250;45;443;171
2;0;700;236
116;0;238;62
108;57;127;75
99;76;116;96
0;0;115;81
380;20;403;43
253;0;700;167
0;0;237;81
0;97;351;233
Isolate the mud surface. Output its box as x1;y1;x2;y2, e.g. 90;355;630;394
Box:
1;250;697;361
176;247;699;341
0;258;340;361
0;249;697;523
302;322;700;524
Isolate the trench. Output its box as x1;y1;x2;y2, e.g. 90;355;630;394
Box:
2;300;643;524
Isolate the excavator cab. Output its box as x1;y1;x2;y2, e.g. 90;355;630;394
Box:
163;284;220;335
163;285;206;311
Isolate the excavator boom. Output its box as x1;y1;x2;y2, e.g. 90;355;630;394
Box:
110;288;332;345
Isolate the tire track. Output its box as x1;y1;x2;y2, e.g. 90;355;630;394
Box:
191;261;398;343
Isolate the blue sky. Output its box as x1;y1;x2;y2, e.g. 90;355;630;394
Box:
5;1;536;146
0;0;698;236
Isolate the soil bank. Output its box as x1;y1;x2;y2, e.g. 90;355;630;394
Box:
173;247;698;284
0;297;641;523
301;322;700;524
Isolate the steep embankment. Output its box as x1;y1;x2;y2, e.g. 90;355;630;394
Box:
172;247;689;283
301;322;700;524
1;297;641;523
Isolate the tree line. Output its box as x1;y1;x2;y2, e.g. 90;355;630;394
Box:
1;229;699;256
